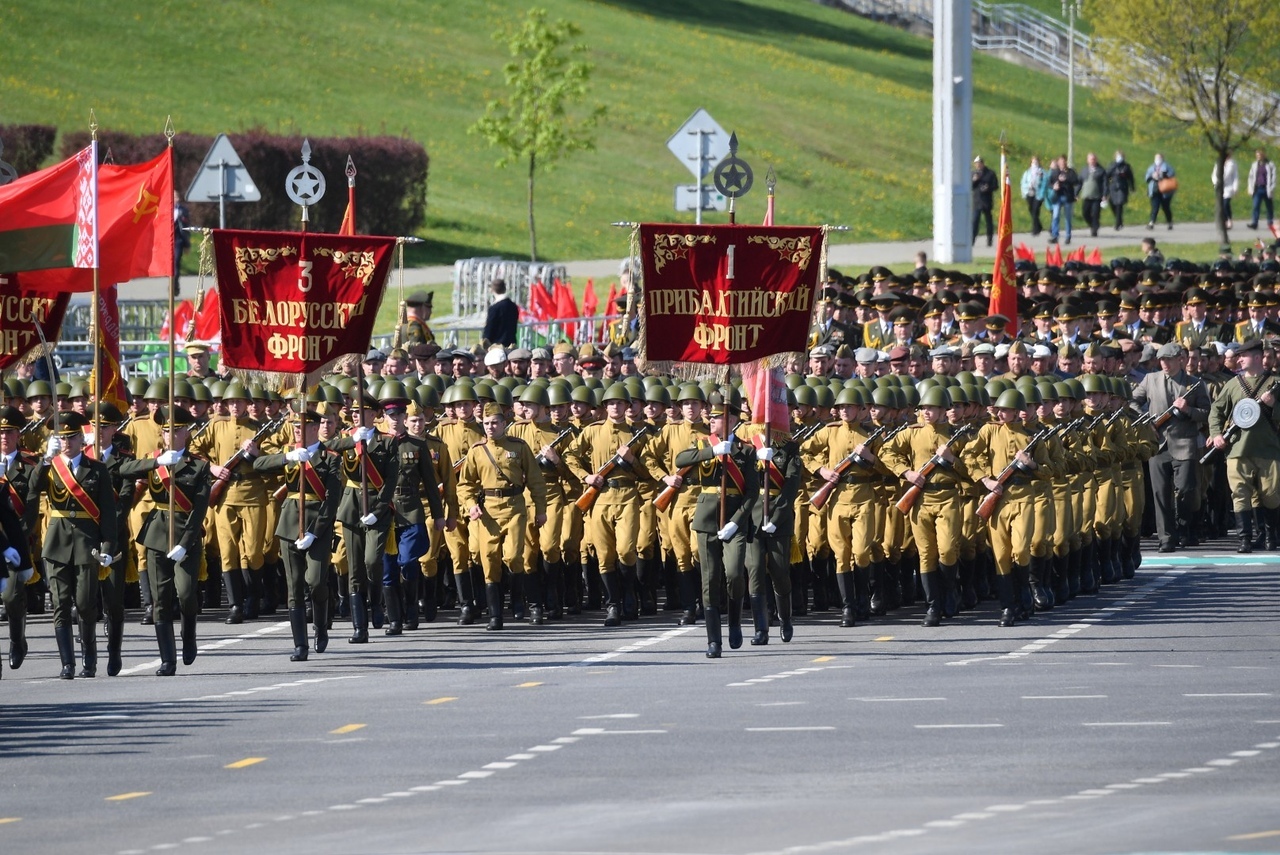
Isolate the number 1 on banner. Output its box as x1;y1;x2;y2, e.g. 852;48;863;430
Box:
298;260;313;293
726;245;735;280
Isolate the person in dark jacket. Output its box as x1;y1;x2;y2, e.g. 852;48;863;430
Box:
1106;150;1136;230
1078;152;1107;237
481;279;519;347
971;156;998;247
1047;154;1079;245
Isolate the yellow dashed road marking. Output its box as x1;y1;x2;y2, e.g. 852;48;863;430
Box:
330;724;366;735
225;757;266;769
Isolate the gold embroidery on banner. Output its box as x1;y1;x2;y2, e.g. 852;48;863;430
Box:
312;247;379;286
652;233;716;273
746;235;813;271
234;246;298;285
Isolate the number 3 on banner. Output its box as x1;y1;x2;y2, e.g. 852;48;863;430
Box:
298;260;314;293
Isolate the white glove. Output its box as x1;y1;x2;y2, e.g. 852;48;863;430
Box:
761;520;777;535
717;521;738;541
167;545;187;563
360;512;378;526
15;567;33;584
712;439;734;456
756;446;775;462
44;436;62;460
294;532;316;551
3;547;19;566
97;551;114;567
285;447;312;463
354;426;375;442
83;431;96;449
157;449;183;466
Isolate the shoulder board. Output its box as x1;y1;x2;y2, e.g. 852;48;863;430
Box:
503;436;529;448
469;439;488;448
18;451;38;464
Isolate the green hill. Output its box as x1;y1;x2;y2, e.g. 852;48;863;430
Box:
1;0;1212;264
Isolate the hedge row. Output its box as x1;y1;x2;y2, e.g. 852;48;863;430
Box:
55;129;427;236
0;124;57;176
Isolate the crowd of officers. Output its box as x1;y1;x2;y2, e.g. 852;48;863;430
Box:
2;255;1280;672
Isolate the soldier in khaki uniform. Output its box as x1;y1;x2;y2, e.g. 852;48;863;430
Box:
652;383;710;625
409;398;457;625
564;383;660;627
122;380;165;625
456;403;547;630
189;381;268;625
437;384;484;624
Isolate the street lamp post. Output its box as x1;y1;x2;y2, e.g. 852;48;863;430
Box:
1063;1;1082;167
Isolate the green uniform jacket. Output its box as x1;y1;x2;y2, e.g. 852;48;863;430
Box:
1209;373;1280;460
118;453;210;555
252;447;343;543
674;438;758;536
27;453;118;565
326;432;398;531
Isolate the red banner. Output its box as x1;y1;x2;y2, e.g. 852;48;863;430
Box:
213;229;394;386
639;224;823;365
741;360;790;433
92;284;127;410
988;151;1017;336
0;273;71;371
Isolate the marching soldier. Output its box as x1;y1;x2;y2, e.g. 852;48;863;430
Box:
456;403;547;630
85;403;138;676
0;406;37;676
26;412;117;679
674;393;757;658
252;411;343;660
653;383;711;626
437;384;484;624
118;406;210;676
740;419;802;644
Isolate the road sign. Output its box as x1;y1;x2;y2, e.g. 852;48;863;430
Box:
675;184;727;213
186;134;260;228
666;108;730;181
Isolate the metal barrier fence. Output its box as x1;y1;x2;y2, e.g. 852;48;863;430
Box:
451;259;569;318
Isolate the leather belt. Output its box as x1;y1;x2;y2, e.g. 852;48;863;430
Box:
840;475;879;485
483;487;522;498
605;478;633;489
49;509;91;519
702;486;741;496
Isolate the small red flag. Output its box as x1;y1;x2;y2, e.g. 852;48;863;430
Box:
1046;244;1064;267
1015;241;1036;263
582;278;598;317
1067;246;1086;263
552;278;579;340
1086;247;1103;266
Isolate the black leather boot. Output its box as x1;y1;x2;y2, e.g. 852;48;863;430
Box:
958;558;979;610
1118;535;1136;579
154;621;177;676
78;618;97;677
778;591;794;642
312;598;328;653
585;555;601;610
749;595;769;645
418;573;436;625
349;591;369;643
1267;509;1280;551
637;557;658;616
7;606;27;670
384;584;403;636
139;570;154;625
565;561;583;615
546;561;563;620
1080;542;1099;593
790;562;807;616
1053;555;1071;604
287;607;308;661
868;563;887;616
105;614;123;676
727;596;744;649
811;555;829;612
704;606;722;658
900;557;918;607
1129;533;1143;570
1067;549;1081;598
1238;512;1254;554
602;570;623;627
835;572;855;627
456;572;476;625
181;612;198;665
223;569;245;624
1013;563;1033;619
853;565;871;621
995;574;1017;627
940;562;960;618
526;571;545;625
676;572;699;626
919;571;943;627
1256;508;1269;551
508;573;525;622
485;583;504;630
619;563;639;620
55;624;75;679
1031;556;1054;611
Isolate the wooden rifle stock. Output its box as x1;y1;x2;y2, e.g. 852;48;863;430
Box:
809;424;889;511
574;424;652;513
653;462;695;512
894;425;974;514
208;412;290;504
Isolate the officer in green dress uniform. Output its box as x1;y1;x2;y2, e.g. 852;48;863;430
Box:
674;393;758;658
741;421;802;644
252;411;343;661
0;406;37;677
86;402;138;676
118;406;210;676
26;412;117;679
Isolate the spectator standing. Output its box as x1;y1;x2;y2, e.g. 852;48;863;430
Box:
1020;155;1047;236
971;155;998;246
1145;153;1176;230
1106;150;1136;230
482;278;519;347
1247;148;1275;230
1211;150;1239;230
1047;154;1078;245
1078;152;1107;237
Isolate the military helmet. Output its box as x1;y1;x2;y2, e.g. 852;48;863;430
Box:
948;385;969;406
676;383;706;404
26;379;53;399
899;385;919;408
570;385;595;405
919;386;951;408
305;386;326;404
415;384;440;408
1022;384;1042;406
1080;374;1108;395
490;384;513;407
871;386;897;408
322;384;344;405
546;383;573;407
208;380;227;400
994;388;1027;410
645;384;671;407
601;382;631;404
784;373;804;390
378;379;410;404
143;378;169;400
518;385;549;407
813;385;835;409
126;377;149;398
791;385;816;407
172;379;196;401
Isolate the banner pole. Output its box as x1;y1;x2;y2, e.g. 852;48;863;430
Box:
165;118;177;552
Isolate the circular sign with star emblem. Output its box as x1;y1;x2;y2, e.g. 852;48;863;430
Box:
713;132;753;199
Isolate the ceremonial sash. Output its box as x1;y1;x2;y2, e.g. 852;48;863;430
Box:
749;433;785;490
1;478;24;517
709;434;746;493
153;451;195;513
297;459;327;500
353;438;386;490
50;455;101;523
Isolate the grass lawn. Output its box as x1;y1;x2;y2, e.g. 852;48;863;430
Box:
2;0;1212;268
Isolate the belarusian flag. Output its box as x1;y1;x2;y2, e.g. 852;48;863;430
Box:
0;143;97;275
14;148;174;292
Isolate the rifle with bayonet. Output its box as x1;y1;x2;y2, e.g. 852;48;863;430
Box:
976;424;1056;521
575;424;653;513
209;411;291;504
809;423;907;510
894;424;976;514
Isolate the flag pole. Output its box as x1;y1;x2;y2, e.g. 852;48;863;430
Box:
89;111;102;463
761;167;777;525
165;117;177;552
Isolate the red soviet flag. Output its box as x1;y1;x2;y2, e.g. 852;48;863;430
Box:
1045;243;1064;267
988;150;1018;336
552;277;579;340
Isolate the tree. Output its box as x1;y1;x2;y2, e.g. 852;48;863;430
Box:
1093;0;1280;246
469;7;606;261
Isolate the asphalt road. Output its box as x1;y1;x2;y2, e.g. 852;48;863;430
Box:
2;541;1279;855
